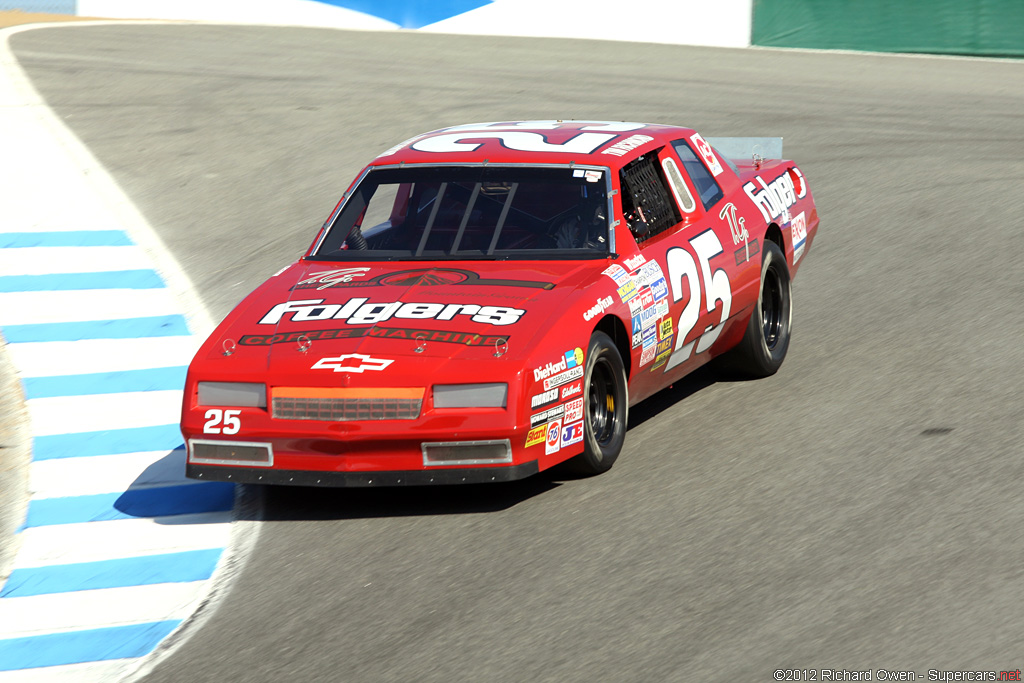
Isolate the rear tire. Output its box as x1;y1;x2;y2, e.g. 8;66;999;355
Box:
567;331;628;475
720;240;792;378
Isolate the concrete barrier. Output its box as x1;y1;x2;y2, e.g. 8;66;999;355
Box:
5;0;1023;55
2;0;755;48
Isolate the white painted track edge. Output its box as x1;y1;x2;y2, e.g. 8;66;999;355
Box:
0;21;261;683
121;484;264;682
0;21;216;343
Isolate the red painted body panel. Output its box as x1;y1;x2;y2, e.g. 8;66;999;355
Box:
182;121;819;485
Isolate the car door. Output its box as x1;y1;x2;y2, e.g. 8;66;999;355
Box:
629;141;743;384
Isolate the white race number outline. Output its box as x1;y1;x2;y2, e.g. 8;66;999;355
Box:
664;230;733;371
410;121;649;155
412;131;617;155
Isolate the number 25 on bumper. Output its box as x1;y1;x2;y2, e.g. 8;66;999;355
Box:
204;409;241;434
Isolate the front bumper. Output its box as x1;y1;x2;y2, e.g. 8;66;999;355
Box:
186;460;539;487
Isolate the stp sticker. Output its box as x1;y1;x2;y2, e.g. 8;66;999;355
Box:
546;419;562;455
525;425;546;448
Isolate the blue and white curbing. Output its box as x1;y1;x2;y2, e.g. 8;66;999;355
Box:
0;22;254;681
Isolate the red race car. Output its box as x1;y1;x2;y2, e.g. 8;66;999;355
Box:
182;121;818;486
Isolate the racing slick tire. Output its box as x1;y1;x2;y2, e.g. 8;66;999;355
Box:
567;331;628;475
721;240;792;378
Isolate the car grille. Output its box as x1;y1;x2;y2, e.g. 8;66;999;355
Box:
271;387;423;422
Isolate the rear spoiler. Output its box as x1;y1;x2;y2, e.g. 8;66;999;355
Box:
705;137;784;164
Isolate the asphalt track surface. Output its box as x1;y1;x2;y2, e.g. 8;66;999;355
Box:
11;24;1024;681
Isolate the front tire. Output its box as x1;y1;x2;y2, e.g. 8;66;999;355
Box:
567;331;628;475
721;240;792;378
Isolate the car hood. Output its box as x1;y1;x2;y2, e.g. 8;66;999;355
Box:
206;260;599;382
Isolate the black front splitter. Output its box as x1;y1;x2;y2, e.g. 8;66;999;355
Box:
186;460;539;487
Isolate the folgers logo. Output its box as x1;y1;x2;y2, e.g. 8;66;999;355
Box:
743;167;807;224
260;298;524;327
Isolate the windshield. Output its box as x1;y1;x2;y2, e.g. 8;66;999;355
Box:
310;165;610;260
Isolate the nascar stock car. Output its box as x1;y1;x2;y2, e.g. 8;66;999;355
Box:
182;121;818;486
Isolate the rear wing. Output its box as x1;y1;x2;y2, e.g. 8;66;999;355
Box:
705;137;784;165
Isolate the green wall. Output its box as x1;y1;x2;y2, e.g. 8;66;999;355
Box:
752;0;1024;57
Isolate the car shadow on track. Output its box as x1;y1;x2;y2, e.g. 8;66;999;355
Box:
231;365;742;522
244;475;561;522
624;364;721;431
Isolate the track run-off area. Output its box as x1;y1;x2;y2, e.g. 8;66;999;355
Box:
3;21;1024;682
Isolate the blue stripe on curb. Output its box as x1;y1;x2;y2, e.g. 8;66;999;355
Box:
0;621;182;671
0;270;164;292
25;483;235;527
22;366;189;399
0;230;135;248
34;424;185;460
3;315;191;343
2;549;223;598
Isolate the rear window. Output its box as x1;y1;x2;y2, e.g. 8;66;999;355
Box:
671;140;724;210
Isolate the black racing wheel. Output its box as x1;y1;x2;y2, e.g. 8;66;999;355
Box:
720;240;792;377
567;331;628;475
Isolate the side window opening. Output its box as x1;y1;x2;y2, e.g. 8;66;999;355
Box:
619;150;681;244
671;140;725;210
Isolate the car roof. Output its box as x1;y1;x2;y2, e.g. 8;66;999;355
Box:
371;121;696;167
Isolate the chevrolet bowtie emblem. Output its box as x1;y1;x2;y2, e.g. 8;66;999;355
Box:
311;354;394;373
